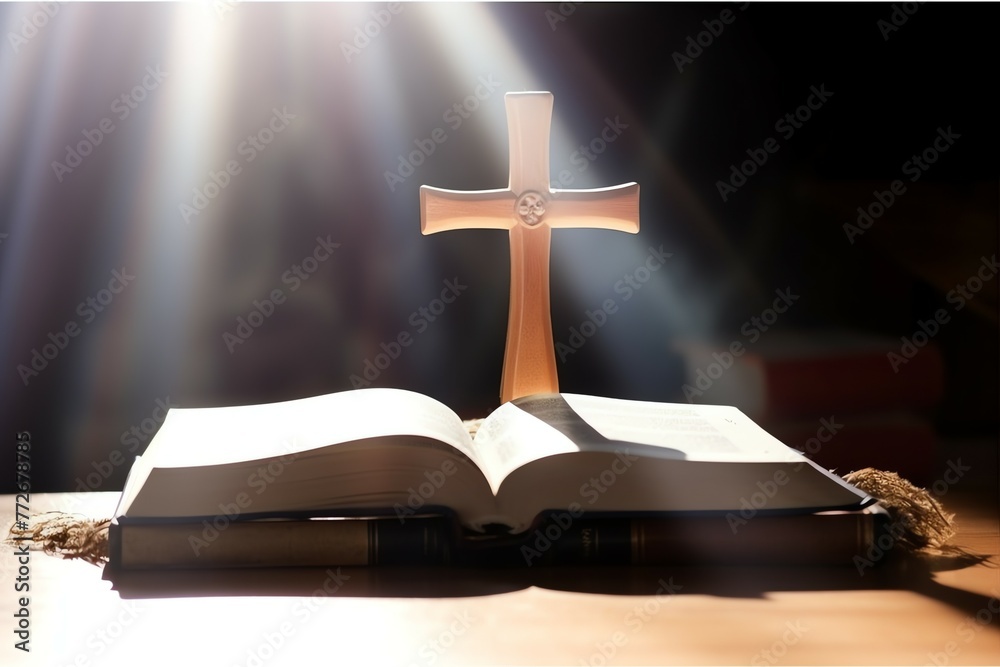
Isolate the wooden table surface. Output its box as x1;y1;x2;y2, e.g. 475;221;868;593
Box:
2;492;998;666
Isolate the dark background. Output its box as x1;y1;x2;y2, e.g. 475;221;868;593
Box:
1;2;996;494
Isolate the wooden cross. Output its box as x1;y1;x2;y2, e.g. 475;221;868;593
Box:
420;91;640;404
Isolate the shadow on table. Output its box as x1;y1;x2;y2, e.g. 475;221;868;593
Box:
105;551;996;623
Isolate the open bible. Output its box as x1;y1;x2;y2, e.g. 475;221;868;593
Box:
109;388;880;569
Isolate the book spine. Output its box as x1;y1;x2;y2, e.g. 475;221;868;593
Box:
110;512;888;569
528;512;887;567
111;516;454;570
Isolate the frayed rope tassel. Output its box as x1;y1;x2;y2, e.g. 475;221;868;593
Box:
7;512;110;566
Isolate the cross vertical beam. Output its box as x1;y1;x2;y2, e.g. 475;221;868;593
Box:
420;91;640;404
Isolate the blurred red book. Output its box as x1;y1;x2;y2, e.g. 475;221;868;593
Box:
674;331;944;484
768;413;937;485
673;330;944;422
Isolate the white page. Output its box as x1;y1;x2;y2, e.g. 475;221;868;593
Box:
561;393;805;462
468;401;581;495
143;388;478;468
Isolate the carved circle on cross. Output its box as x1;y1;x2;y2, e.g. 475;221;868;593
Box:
515;191;547;227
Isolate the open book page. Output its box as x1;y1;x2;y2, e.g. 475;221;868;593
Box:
470;394;690;495
560;393;806;462
469;399;583;495
143;388;479;468
476;394;868;529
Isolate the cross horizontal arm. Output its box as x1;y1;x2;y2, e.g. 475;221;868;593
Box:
546;182;641;233
420;186;517;234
